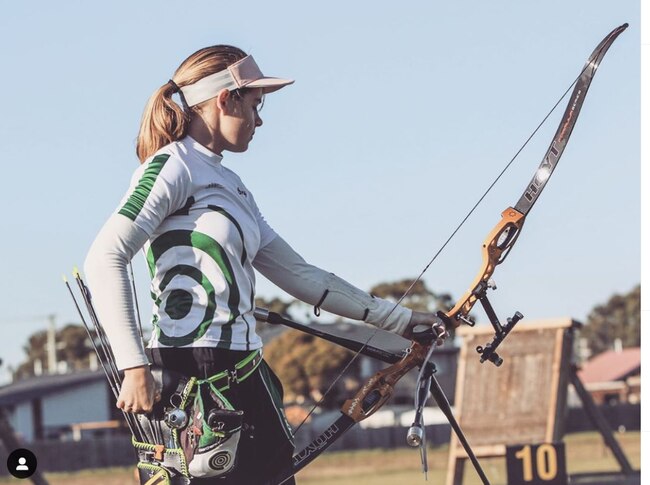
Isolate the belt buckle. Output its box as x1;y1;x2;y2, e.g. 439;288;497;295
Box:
229;369;239;385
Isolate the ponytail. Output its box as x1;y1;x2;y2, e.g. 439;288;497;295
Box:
135;81;190;163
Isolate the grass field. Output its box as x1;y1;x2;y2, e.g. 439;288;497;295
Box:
0;431;640;484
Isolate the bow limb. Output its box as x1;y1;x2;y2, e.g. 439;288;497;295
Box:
342;341;489;485
440;23;628;335
514;23;629;216
269;331;424;484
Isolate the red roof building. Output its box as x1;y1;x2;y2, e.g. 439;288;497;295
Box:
577;347;640;405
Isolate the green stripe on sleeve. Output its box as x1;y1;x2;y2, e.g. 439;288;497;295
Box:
118;154;171;221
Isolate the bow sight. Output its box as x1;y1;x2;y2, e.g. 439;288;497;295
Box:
438;272;525;367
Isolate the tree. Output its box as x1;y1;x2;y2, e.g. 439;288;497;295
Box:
370;278;453;314
14;324;95;380
580;285;640;356
264;329;356;408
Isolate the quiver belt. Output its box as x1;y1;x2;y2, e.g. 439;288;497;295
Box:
135;349;262;484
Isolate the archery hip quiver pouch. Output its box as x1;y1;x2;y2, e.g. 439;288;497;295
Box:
134;349;262;483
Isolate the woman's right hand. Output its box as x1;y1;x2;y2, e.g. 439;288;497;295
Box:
116;365;159;413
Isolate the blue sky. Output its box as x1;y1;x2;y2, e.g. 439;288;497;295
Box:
0;1;641;383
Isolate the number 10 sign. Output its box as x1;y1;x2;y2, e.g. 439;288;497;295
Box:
506;442;567;485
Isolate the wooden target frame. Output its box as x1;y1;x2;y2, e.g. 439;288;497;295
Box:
446;318;579;485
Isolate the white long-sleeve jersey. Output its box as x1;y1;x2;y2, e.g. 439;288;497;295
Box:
85;137;411;370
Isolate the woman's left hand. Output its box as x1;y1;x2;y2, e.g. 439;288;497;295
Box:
402;311;448;345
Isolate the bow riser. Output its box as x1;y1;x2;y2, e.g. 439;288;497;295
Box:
444;207;525;328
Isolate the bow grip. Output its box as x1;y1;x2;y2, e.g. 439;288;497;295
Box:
341;341;429;422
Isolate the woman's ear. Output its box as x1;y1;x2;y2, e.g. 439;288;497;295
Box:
215;88;233;114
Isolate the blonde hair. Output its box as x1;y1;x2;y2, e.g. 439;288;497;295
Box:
136;45;247;163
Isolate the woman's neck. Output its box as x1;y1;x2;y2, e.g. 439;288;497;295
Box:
187;117;226;156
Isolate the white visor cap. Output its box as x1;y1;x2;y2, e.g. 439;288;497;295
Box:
180;55;294;107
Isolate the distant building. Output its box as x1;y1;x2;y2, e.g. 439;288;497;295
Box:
0;370;122;442
576;346;640;406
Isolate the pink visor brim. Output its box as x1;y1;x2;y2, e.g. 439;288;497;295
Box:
180;55;294;106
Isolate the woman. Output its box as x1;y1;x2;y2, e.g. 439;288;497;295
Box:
85;45;446;484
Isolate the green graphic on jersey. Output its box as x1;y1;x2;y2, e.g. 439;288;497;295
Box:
157;264;216;344
208;205;255;349
208;205;247;265
147;229;240;346
118;154;170;221
165;288;194;319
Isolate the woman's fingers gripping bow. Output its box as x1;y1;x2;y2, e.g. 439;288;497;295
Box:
402;311;449;345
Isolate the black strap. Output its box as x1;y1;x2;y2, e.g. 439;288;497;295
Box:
167;79;180;93
314;290;329;316
168;79;191;111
